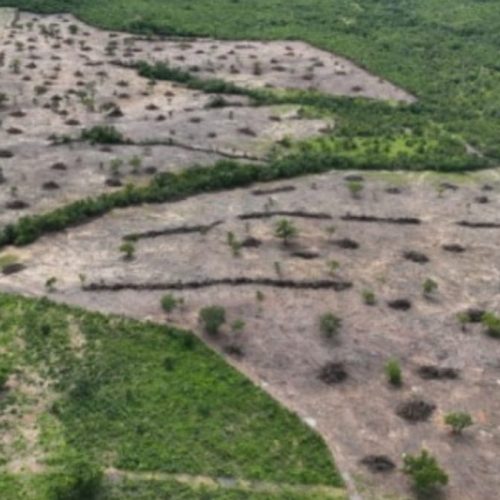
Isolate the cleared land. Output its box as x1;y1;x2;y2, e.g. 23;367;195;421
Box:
1;4;500;500
0;12;348;225
3;169;500;499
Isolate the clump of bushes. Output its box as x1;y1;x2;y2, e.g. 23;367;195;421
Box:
137;61;244;95
199;306;226;336
81;125;125;144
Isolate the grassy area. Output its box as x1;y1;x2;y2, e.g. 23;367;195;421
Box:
1;0;500;169
0;473;345;500
0;293;343;499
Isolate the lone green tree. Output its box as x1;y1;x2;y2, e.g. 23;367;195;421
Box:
403;449;448;495
444;412;473;435
199;306;226;336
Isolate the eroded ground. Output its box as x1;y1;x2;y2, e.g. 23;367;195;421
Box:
3;170;500;499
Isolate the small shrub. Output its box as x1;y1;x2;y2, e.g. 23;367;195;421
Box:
231;319;245;335
45;277;57;292
199;306;226;336
274;219;298;246
361;289;376;305
481;311;500;338
346;180;363;199
319;313;342;338
327;260;340;276
403;450;448;494
119;242;135;261
422;278;438;298
226;231;242;257
161;294;177;313
444;412;473;434
385;358;402;386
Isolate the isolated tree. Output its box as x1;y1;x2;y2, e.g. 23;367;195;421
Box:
403;450;448;495
274;219;298;246
199;306;226;336
444;412;473;435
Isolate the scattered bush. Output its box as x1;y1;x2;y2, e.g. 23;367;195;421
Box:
346;180;363;198
361;289;376;305
403;450;448;495
226;231;242;257
161;294;177;313
444;412;473;434
45;276;57;292
199;306;226;336
274;219;298;246
119;241;136;261
319;313;342;338
385;358;402;386
481;312;500;338
422;278;438;298
231;319;245;335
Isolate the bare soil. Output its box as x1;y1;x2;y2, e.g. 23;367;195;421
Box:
0;11;336;225
2;170;500;499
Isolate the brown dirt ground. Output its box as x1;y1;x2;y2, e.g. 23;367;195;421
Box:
0;11;335;225
2;170;500;499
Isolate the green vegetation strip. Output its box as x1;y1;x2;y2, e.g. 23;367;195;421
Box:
0;139;484;250
0;293;342;499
